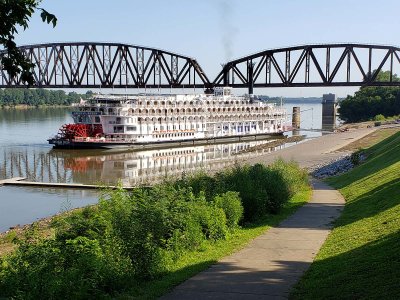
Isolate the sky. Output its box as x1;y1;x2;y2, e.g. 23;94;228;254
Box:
13;0;400;97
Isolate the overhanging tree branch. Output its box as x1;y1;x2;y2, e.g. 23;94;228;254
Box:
0;0;57;85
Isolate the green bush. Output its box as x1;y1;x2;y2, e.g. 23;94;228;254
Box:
0;160;309;299
0;226;132;299
214;191;243;229
269;159;309;199
178;161;308;222
374;114;386;121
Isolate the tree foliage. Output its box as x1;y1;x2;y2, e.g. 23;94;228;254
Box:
0;88;92;106
338;71;400;123
0;0;57;85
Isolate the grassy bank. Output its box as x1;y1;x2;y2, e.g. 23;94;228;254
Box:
0;160;311;299
291;131;400;299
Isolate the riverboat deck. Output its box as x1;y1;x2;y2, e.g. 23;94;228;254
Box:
49;131;285;149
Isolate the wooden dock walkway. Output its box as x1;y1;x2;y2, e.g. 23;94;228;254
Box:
0;177;133;190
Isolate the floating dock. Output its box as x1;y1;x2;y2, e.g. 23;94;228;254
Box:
0;177;133;190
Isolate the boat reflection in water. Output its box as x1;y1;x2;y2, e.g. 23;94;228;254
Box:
1;139;287;187
61;139;286;186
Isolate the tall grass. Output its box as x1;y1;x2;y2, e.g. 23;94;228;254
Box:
0;159;308;299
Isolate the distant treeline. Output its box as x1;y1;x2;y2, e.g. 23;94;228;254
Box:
258;95;323;103
338;71;400;123
258;95;281;102
0;88;93;107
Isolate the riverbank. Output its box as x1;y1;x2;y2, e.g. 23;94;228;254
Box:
0;160;310;299
1;125;398;298
246;124;400;169
1;126;395;239
291;130;400;299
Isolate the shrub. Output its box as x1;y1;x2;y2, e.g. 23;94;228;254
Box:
181;161;308;222
214;191;243;229
269;159;309;199
0;226;132;299
191;193;228;241
374;114;385;121
0;159;309;299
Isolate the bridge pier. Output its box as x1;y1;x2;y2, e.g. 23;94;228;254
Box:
322;93;337;131
292;107;301;129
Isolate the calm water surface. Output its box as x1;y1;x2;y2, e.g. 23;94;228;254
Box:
0;102;324;231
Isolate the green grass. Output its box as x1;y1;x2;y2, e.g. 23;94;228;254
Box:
129;189;311;299
291;131;400;299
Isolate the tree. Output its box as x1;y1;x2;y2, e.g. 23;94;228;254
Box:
338;71;400;122
0;0;57;85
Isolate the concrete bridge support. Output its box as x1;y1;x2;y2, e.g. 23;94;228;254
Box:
322;93;337;131
292;107;301;129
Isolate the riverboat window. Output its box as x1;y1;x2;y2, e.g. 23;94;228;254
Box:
114;126;124;133
95;116;100;123
127;126;137;131
114;162;124;168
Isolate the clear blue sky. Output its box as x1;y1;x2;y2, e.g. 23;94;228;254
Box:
14;0;400;97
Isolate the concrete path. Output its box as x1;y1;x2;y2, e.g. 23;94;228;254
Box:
247;127;376;169
162;180;345;300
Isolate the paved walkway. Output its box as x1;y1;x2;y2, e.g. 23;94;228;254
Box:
161;127;379;299
247;127;377;169
162;180;345;299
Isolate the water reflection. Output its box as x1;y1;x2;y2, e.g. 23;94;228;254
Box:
0;186;99;232
0;105;323;231
0;107;72;124
1;139;285;186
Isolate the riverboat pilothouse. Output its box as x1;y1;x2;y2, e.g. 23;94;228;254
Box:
48;87;288;149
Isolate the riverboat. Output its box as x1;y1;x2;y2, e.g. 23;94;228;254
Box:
48;87;287;149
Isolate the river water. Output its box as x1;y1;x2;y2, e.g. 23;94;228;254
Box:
0;102;325;232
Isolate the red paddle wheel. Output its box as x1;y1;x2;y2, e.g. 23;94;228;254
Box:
58;124;103;140
64;157;104;172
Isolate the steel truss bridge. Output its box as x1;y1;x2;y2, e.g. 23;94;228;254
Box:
1;42;400;92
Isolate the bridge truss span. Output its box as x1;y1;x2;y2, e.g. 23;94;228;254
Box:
0;42;212;89
214;44;400;93
2;43;400;92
